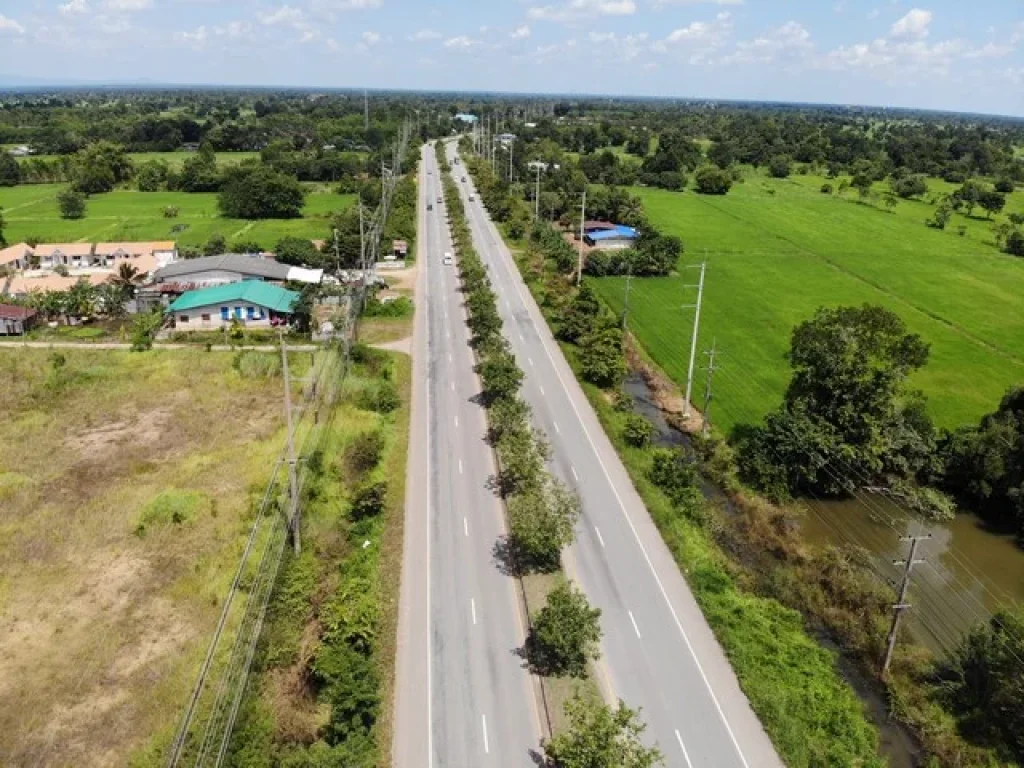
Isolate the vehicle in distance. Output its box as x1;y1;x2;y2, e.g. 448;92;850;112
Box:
436;196;442;204
427;203;433;211
461;176;467;182
443;252;453;265
468;195;475;201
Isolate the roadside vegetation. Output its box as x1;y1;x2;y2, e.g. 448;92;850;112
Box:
0;347;305;767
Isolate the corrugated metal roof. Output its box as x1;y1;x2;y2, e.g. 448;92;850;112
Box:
155;254;291;282
168;282;299;313
587;226;638;241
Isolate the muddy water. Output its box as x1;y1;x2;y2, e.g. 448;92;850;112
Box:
800;496;1024;654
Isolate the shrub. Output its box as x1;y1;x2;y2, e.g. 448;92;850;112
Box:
649;447;700;510
135;490;206;535
622;414;654;448
345;431;386;477
163;205;179;218
359;380;400;413
820;183;833;195
350;481;387;521
694;165;732;195
1005;229;1024;257
57;188;86;219
232;350;281;378
362;296;413;318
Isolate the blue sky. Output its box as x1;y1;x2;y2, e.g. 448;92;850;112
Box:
0;0;1022;115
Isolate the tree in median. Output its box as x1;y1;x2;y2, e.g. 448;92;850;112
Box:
544;694;664;768
508;477;581;572
57;188;87;219
218;164;305;219
526;581;602;677
476;350;524;405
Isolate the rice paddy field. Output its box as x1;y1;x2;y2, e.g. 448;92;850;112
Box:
591;172;1024;432
0;183;355;249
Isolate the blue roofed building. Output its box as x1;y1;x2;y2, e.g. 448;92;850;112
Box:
584;225;639;250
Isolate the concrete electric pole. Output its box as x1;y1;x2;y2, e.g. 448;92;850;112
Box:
701;338;718;437
576;188;586;286
279;330;300;554
682;260;707;418
881;534;931;679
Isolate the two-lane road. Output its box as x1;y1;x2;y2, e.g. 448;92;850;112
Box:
451;141;784;768
393;144;541;768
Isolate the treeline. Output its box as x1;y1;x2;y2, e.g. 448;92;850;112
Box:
0;89;457;153
437;141;662;764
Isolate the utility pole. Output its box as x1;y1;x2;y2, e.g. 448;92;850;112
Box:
881;534;931;679
701;339;718;437
576;187;586;286
622;262;632;331
363;90;369;131
682;259;707;418
279;330;300;554
508;141;513;182
332;227;340;274
534;162;541;220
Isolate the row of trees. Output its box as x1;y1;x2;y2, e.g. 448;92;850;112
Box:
446;144;662;766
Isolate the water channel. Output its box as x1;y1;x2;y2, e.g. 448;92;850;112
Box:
622;370;1024;767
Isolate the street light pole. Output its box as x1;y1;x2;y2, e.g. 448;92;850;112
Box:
576;187;586;286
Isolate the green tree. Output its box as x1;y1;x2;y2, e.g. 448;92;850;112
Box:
768;155;792;179
526;582;602;677
738;305;934;499
694;165;732;195
649;447;701;509
1005;229;1024;257
108;262;147;295
57;188;87;219
218;165;305;219
496;422;547;496
994;178;1015;194
890;175;927;199
203;233;228;257
178;146;221;192
476;350;523;405
579;319;627;388
544;695;664;768
978;189;1006;218
274;236;321;267
72;141;133;193
926;201;953;230
0;153;22;186
0;207;6;247
350;481;387;521
136;159;168;192
851;172;873;199
508;478;581;572
942;608;1024;763
559;282;601;343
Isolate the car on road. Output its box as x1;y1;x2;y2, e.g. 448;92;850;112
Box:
436;196;442;204
461;176;467;182
442;252;453;266
427;203;433;211
468;195;475;201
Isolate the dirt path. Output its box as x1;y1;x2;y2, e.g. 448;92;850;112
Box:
371;336;412;355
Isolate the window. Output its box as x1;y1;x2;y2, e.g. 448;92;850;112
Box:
220;307;229;321
201;314;210;322
233;306;243;319
246;306;255;320
179;315;189;323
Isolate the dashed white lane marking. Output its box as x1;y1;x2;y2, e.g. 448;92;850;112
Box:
481;714;490;754
451;382;455;391
628;610;642;640
594;526;605;548
455;415;459;428
471;598;477;625
675;730;694;768
448;353;452;363
464;517;469;537
571;466;579;481
527;357;533;367
458;459;463;475
553;421;560;434
539;385;545;396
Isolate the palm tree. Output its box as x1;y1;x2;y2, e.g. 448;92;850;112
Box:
108;263;147;296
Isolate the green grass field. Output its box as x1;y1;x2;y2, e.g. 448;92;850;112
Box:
591;174;1024;432
0;183;354;249
14;151;262;168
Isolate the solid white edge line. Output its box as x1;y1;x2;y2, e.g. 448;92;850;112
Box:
628;610;642;640
464;149;754;768
594;526;605;548
423;156;434;768
676;729;695;768
481;714;490;754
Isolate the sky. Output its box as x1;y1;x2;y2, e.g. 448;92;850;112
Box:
0;0;1022;116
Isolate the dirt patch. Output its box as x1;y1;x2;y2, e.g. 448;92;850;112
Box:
625;336;705;432
64;406;174;460
381;263;417;296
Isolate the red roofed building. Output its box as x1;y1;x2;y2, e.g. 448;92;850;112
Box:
0;304;38;335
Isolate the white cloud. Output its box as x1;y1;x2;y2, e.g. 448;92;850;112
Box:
258;5;303;25
890;8;932;40
361;30;380;45
963;41;1014;59
589;31;614;43
311;0;381;8
1011;22;1024;45
586;30;649;60
726;20;812;63
528;0;636;23
104;0;152;10
409;28;440;41
653;0;741;5
0;13;25;33
444;34;478;48
97;15;131;33
510;24;530;39
214;20;251;38
58;0;88;15
664;11;731;44
178;24;207;44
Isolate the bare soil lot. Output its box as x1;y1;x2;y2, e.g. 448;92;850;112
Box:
0;348;296;767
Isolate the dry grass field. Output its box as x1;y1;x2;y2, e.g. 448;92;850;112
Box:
0;348;303;767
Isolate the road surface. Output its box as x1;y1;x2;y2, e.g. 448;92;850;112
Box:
393;144;542;768
451;141;785;768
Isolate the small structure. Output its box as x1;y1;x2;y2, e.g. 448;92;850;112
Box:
390;240;408;261
0;243;33;272
454;113;478;124
584;225;639;250
7;146;32;157
0;304;37;335
582;220;618;234
152;253;322;291
33;243;94;269
497;132;516;146
168;282;299;330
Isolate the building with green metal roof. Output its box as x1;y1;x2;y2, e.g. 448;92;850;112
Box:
167;282;299;329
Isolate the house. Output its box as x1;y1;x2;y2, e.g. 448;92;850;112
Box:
96;241;177;272
390;240;408;261
454;113;478;124
0;304;37;335
584;225;639;250
168;282;300;330
582;220;618;234
2;272;109;299
7;146;32;157
151;254;313;289
33;243;94;269
497;133;516;146
0;243;33;272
